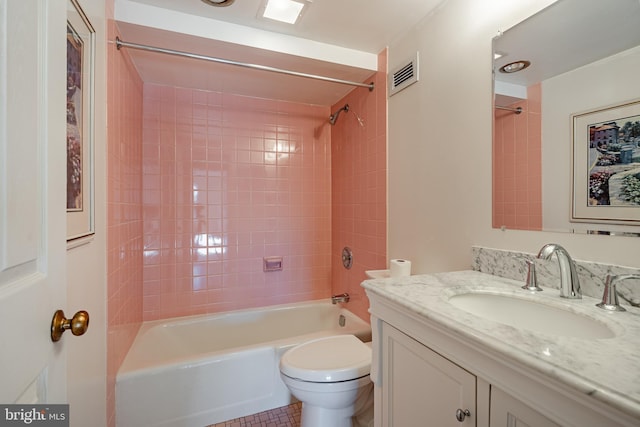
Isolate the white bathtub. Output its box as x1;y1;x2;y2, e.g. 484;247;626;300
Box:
116;300;371;427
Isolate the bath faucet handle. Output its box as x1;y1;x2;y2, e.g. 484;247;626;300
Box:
331;293;350;304
522;260;542;292
596;274;640;312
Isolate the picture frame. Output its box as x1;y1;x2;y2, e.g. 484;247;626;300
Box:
571;99;640;225
66;0;95;241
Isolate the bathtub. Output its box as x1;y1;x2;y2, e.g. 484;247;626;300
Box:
115;300;371;427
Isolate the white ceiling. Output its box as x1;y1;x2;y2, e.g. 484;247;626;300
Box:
494;0;640;101
115;0;446;106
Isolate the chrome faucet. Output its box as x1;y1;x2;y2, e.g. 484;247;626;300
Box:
331;293;350;304
596;274;640;312
537;244;582;299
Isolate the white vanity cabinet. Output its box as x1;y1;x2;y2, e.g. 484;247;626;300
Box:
367;290;638;427
489;386;559;427
378;322;558;427
380;324;477;426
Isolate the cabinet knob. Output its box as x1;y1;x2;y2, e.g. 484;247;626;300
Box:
455;408;471;422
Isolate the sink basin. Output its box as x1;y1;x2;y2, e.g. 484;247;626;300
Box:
448;292;616;339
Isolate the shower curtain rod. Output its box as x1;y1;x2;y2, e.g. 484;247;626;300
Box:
115;37;375;91
495;105;523;114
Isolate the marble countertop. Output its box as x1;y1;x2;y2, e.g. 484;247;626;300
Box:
362;270;640;420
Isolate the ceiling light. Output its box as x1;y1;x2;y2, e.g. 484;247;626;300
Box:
262;0;307;24
499;60;531;74
202;0;235;7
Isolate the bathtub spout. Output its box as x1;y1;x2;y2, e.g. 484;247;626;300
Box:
331;293;350;304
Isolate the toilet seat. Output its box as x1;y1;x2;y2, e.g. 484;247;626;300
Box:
280;335;371;383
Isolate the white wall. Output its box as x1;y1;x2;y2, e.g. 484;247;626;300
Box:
388;0;640;273
66;0;107;425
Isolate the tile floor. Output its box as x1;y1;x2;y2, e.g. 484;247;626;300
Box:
209;402;301;427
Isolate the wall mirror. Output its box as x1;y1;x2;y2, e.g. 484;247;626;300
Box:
492;0;640;236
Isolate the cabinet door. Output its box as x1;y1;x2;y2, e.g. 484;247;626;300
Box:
381;324;476;426
490;386;560;427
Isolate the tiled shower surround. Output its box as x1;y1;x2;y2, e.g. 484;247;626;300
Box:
493;83;542;230
108;42;387;425
140;51;387;322
106;19;144;427
141;85;333;320
331;50;387;322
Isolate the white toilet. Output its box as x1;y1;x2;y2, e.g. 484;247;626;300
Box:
279;334;374;427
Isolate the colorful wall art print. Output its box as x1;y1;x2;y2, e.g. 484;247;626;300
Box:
66;0;94;241
572;99;640;224
67;22;83;211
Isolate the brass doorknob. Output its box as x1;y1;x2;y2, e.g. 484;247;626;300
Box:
51;309;89;342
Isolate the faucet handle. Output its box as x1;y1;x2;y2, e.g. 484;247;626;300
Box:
596;274;640;312
596;275;625;312
331;293;350;304
521;260;542;292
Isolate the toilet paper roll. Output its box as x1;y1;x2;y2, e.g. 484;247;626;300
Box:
390;259;411;278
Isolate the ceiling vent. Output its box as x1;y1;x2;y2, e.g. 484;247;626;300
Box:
389;52;419;96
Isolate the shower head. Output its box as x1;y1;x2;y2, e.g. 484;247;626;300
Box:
329;104;349;125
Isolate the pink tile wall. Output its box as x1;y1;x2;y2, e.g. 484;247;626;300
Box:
142;84;333;320
331;50;388;322
493;83;542;230
106;19;144;427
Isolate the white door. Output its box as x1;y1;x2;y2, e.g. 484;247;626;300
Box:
0;0;68;405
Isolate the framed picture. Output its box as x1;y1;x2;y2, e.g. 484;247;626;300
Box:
66;0;95;241
571;99;640;224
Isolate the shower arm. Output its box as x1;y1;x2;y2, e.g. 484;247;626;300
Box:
329;104;349;125
329;104;365;127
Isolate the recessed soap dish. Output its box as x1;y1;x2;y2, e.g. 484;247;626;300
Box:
263;256;283;272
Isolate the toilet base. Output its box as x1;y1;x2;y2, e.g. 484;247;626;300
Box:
298;381;374;427
301;404;353;427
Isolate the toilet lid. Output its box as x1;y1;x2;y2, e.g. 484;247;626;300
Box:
280;335;371;383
